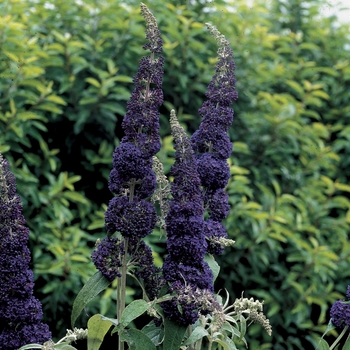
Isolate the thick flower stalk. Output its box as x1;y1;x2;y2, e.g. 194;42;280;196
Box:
0;154;51;349
191;24;238;255
162;110;214;326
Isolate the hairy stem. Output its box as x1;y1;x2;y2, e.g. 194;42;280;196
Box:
329;325;349;350
117;178;135;349
117;237;129;350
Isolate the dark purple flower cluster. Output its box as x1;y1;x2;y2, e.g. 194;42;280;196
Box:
330;286;350;329
91;237;124;281
0;155;51;349
190;24;237;256
162;111;214;326
162;281;221;327
92;4;163;284
105;196;157;238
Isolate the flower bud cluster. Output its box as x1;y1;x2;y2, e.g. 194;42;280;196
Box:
151;156;170;229
92;3;164;281
191;24;238;255
162;110;214;326
232;295;272;336
0;154;51;349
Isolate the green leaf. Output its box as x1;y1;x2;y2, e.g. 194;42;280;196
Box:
335;183;350;193
183;326;208;345
85;77;101;88
315;338;330;350
213;338;233;350
87;314;112;350
18;345;43;350
71;272;112;327
112;299;151;332
113;75;133;82
100;315;119;327
204;254;220;282
46;94;67;105
119;328;156;350
0;145;10;153
55;344;78;350
141;321;164;346
63;191;89;204
343;336;350;350
163;317;187;350
285;80;304;96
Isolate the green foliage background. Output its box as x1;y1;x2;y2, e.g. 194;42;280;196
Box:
0;0;350;348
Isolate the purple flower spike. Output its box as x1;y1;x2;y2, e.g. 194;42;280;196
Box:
0;154;51;349
140;2;163;54
162;110;215;326
95;3;164;280
190;24;237;256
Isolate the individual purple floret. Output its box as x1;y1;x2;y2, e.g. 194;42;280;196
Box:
330;300;350;328
190;24;237;256
162;110;214;326
0;154;51;349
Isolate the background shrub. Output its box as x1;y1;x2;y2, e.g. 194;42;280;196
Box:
0;0;349;348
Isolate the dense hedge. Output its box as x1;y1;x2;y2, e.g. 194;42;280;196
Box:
1;0;350;348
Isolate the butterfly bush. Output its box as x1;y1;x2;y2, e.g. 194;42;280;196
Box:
9;4;274;349
0;154;51;349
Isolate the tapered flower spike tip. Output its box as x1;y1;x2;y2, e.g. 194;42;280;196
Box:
140;2;163;53
205;23;231;49
169;109;193;161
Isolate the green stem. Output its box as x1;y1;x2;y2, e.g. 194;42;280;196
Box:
117;237;129;350
118;177;136;350
329;325;349;350
194;315;207;350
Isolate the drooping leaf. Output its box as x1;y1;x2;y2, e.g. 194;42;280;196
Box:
183;326;209;346
142;320;164;346
315;338;330;350
162;317;187;350
112;299;151;332
71;272;112;327
204;254;220;282
119;328;156;350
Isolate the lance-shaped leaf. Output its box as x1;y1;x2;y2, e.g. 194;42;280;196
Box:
71;272;111;327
